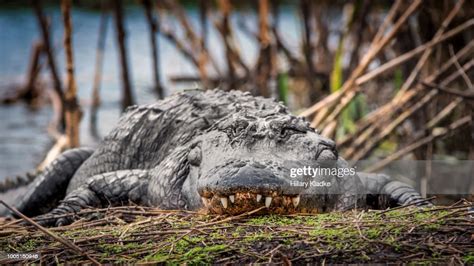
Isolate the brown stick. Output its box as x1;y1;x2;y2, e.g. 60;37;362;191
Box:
425;98;463;129
90;3;109;139
61;0;81;148
217;0;237;90
315;0;427;129
349;59;474;161
17;41;44;104
162;0;210;83
378;197;437;214
449;45;474;91
468;102;474;194
349;56;474;158
300;0;315;82
301;0;422;120
112;0;135;111
343;56;474;158
355;19;474;86
199;0;208;51
199;0;209;83
372;0;402;43
397;0;465;96
313;2;331;72
364;116;472;173
216;0;250;77
338;41;474;150
0;200;100;265
254;0;275;97
142;0;164;98
33;0;65;131
422;82;474;99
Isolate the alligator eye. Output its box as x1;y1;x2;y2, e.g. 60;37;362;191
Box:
279;128;288;138
188;146;202;166
230;121;249;137
232;127;241;136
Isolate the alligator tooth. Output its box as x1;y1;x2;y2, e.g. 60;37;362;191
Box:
256;194;262;202
265;196;272;208
229;195;235;203
201;197;209;206
220;197;228;209
292;196;300;207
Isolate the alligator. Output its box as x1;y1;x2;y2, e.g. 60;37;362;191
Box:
1;89;429;226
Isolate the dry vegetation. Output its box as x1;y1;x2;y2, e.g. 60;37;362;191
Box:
0;200;473;264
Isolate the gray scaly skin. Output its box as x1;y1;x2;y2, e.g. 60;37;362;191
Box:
2;90;430;226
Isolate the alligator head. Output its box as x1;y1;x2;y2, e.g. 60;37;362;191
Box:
182;104;349;215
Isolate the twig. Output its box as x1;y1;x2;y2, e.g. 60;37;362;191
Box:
301;0;422;121
379;197;437;214
90;2;109;140
61;0;81;148
397;0;466;95
112;0;135;110
421;82;474;99
196;207;266;228
0;200;100;265
364;116;471;172
343;57;474;160
338;41;474;150
355;19;474;86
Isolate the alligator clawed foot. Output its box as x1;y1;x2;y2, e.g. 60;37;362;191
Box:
21;214;75;227
55;217;73;227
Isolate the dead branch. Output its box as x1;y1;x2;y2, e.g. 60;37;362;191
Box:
215;0;250;89
254;0;276;97
364;116;471;172
300;0;315;82
338;41;474;150
142;0;164;98
1;41;44;104
216;0;238;90
0;200;100;265
23;42;44;103
314;0;450;130
33;0;65;131
421;82;474;99
348;59;474;161
300;0;422;121
61;0;81;148
372;0;402;43
112;0;135;110
355;19;474;86
90;3;109;140
161;0;211;83
397;0;465;96
449;45;474;90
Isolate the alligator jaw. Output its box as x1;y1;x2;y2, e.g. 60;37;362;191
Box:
199;192;305;215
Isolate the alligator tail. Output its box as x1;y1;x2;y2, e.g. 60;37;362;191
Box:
359;172;432;209
0;171;39;193
381;180;432;207
1;147;95;217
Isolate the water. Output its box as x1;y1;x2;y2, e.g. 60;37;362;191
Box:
0;4;340;180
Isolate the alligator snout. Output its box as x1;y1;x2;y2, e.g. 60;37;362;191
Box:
198;164;304;215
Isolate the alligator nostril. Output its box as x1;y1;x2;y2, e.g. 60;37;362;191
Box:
318;149;337;161
320;138;337;150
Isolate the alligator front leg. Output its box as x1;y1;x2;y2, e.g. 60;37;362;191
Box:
358;172;432;209
37;169;149;226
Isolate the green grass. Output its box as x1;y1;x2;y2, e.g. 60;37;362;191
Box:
0;206;471;264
